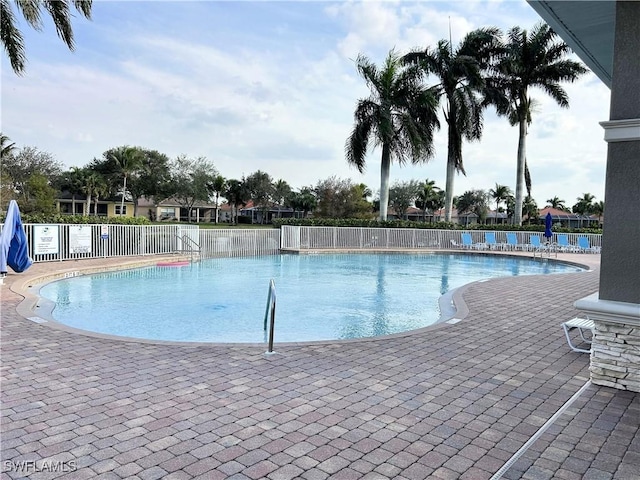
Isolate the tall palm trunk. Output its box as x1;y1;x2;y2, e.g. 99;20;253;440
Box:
120;175;127;216
443;107;457;223
85;196;91;216
215;193;220;223
444;157;456;222
378;144;391;221
514;118;527;225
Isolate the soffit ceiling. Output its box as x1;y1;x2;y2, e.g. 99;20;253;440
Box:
526;0;615;88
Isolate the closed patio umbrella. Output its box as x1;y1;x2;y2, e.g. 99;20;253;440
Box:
544;212;553;244
1;200;33;275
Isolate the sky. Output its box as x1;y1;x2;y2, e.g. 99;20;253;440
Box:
1;0;611;209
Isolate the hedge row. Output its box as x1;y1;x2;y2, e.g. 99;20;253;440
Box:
271;217;602;234
8;214;151;225
3;214;601;234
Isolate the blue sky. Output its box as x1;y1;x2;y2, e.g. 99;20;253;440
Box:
2;0;610;208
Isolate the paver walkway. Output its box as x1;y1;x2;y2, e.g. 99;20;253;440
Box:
1;253;638;479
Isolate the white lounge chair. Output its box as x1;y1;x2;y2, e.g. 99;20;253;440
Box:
562;317;595;353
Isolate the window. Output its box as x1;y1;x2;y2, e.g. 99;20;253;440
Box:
98;204;108;216
115;205;127;215
159;208;175;220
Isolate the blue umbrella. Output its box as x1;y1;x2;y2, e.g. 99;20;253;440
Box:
544;212;553;241
1;200;33;274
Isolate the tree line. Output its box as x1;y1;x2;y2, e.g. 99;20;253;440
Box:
1;134;602;226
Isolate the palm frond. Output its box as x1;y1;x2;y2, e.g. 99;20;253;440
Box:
73;0;92;19
14;0;42;30
539;82;570;107
44;0;75;50
345;100;377;173
525;158;532;197
0;0;26;74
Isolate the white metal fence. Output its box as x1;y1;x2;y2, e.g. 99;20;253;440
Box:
281;226;603;251
0;223;603;264
199;229;281;257
0;223;200;263
0;223;283;263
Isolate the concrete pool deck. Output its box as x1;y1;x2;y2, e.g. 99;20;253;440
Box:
1;252;638;479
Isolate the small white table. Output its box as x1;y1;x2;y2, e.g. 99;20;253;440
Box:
562;317;595;353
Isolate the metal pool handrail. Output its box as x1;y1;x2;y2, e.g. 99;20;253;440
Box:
264;279;276;353
175;234;200;262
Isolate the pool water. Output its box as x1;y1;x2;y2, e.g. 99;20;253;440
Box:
39;253;583;343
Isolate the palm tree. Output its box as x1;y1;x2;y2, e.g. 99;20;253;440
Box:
0;132;16;158
592;200;604;226
208;175;226;223
489;183;512;223
415;178;441;222
67;167;106;215
491;23;587;225
356;183;372;200
289;187;317;218
546;196;567;211
88;172;108;216
522;195;539;224
1;0;93;75
505;194;516;221
346;49;440;221
224;179;250;225
573;192;596;227
456;189;490;224
107;146;142;216
272;179;292;218
403;27;502;222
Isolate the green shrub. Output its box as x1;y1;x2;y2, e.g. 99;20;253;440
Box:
6;214;151;225
272;218;459;229
271;217;602;234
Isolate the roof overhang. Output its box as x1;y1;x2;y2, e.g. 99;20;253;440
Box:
526;0;615;88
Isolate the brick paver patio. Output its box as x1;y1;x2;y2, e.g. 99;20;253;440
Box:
1;252;638;479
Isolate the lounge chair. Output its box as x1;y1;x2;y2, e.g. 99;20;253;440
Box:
556;234;579;253
577;236;601;253
528;235;549;252
505;232;520;251
484;232;500;250
562;317;594;353
461;233;484;250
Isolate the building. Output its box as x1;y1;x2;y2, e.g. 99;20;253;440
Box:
528;0;639;391
56;192;134;218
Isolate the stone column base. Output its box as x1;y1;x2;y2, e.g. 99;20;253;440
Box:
575;293;640;392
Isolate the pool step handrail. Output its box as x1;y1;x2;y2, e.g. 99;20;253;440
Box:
264;279;276;353
174;234;201;262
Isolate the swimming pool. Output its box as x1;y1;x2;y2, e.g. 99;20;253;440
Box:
38;253;584;343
